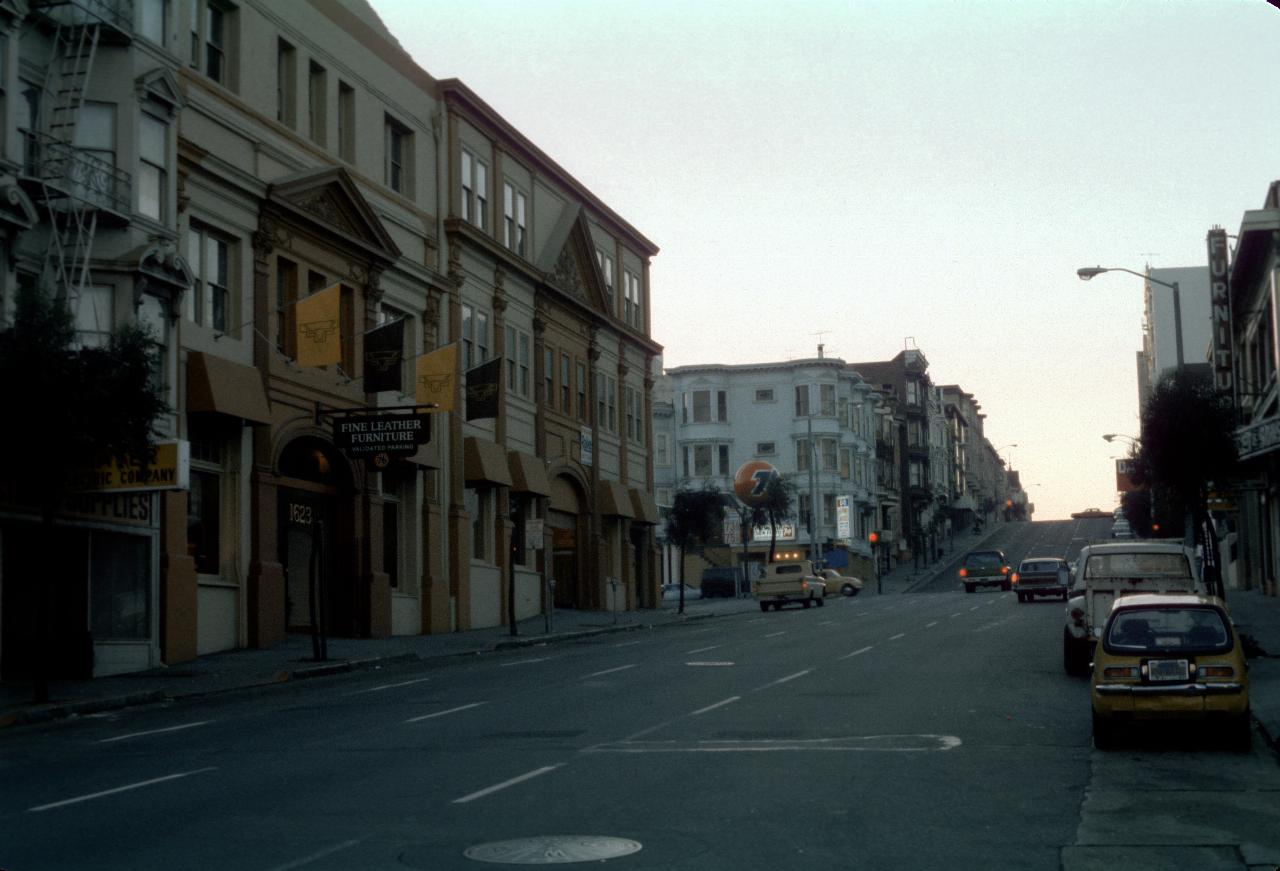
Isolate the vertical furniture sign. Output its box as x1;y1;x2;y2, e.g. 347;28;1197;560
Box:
1207;227;1234;398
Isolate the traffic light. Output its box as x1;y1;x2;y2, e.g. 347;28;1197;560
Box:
868;531;879;545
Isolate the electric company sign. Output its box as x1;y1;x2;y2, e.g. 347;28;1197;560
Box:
1207;227;1234;395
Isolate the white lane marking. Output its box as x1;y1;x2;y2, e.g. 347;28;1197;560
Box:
98;721;211;743
263;840;362;871
763;631;787;639
347;678;431;695
28;767;218;812
766;669;811;687
950;613;963;618
692;696;741;716
405;702;486;723
684;644;722;655
452;764;564;804
586;735;963;754
612;640;643;648
687;661;735;667
925;621;939;629
839;646;874;660
585;664;636;679
969;605;981;612
500;656;555;667
889;633;906;641
817;620;837;626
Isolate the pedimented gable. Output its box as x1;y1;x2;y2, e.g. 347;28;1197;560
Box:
136;68;185;115
539;206;612;316
267;166;402;263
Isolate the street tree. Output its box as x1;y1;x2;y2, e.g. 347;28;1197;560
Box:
664;485;727;613
0;282;167;701
1130;367;1237;594
746;474;795;563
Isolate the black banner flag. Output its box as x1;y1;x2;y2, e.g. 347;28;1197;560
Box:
465;357;502;421
363;318;404;394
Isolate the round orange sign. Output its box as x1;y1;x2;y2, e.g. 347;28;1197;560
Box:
733;460;778;507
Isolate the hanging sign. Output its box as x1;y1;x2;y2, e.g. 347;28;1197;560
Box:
333;413;431;458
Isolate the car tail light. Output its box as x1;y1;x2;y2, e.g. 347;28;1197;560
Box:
1000;566;1009;575
1069;607;1085;620
1011;572;1020;585
1103;666;1139;679
800;581;808;590
1199;665;1234;678
959;568;968;578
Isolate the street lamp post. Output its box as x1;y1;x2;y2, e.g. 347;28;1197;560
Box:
1078;266;1183;369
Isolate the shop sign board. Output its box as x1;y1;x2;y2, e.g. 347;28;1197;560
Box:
752;521;796;543
580;428;593;467
333;413;430;457
526;518;545;549
1235;416;1280;462
836;495;852;540
71;440;189;493
1115;458;1138;493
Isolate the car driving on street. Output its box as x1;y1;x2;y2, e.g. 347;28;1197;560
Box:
1012;557;1070;603
959;549;1011;594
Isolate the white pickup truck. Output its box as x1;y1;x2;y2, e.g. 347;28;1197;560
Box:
1062;541;1203;675
753;560;826;612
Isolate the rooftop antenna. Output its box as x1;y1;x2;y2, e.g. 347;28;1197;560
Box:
812;330;829;359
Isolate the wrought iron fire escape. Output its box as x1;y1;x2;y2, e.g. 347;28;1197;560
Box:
25;0;133;304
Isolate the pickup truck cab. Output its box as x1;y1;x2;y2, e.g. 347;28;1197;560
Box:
959;549;1011;594
754;560;826;611
1062;541;1203;675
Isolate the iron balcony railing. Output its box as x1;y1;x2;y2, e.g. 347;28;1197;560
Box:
23;131;131;215
30;0;134;31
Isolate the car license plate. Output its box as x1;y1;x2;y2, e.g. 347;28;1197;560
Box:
1147;659;1189;682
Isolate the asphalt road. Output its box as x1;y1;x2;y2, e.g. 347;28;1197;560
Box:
2;519;1277;871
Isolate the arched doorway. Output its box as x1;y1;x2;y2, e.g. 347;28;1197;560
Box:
548;474;587;609
276;437;356;635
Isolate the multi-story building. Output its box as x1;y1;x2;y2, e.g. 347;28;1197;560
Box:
662;353;880;581
852;347;934;564
941;386;980;530
1227;181;1280;598
0;0;660;681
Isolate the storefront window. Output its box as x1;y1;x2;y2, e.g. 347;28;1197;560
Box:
90;531;150;640
188;469;220;575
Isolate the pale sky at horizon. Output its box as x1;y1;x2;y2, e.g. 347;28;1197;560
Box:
371;0;1280;521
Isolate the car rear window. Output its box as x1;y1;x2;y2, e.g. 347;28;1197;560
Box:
1104;607;1230;654
1084;552;1191;580
1021;560;1061;573
774;564;802;575
964;552;1003;569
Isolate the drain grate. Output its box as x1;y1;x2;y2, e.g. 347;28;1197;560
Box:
464;836;642;865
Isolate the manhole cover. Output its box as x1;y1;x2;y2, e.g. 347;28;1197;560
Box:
464;836;642;864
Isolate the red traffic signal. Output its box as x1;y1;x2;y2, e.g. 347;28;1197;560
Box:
868;531;879;545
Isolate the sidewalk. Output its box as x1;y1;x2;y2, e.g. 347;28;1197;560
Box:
4;552;1280;752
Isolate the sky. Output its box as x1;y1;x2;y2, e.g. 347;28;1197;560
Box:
370;0;1280;521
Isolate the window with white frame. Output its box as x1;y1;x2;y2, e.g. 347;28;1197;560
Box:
656;487;673;507
138;0;166;45
906;378;921;406
503;182;526;256
137;293;169;391
190;0;231;86
755;387;774;403
795;384;810;417
595;249;614;311
137;112;166;222
756;441;775;455
576;362;587;420
654;432;671;465
276;39;295;127
796;438;810;473
819;383;836;416
385;115;411;195
623;269;642;328
460;304;489;370
186;223;230;332
693;443;712;477
822;493;836;528
820;437;838;471
74;285;114;349
460;149;487;229
308;60;326;146
337;81;354;162
718;444;729;476
682;388;725;424
505;325;530;398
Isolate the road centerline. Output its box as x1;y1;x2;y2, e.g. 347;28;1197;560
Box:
99;721;212;743
28;767;219;813
452;764;565;804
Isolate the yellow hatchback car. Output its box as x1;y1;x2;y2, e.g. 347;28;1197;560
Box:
1091;593;1250;751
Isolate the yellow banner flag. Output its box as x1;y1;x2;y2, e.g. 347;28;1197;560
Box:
416;343;458;412
295;283;342;367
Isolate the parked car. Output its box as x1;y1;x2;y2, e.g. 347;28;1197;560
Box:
699;566;744;598
817;567;863;597
1071;508;1112;519
959;549;1011;594
661;583;701;602
1063;541;1203;676
1091;593;1250;751
1012;557;1070;603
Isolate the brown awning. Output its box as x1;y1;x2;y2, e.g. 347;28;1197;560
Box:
186;351;272;424
508;450;551;496
402;441;442;469
597;479;635;518
464;436;513;486
628;488;661;524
